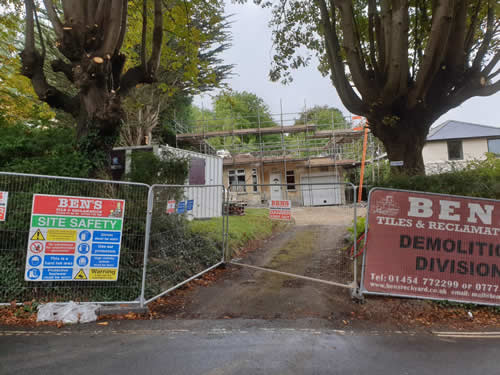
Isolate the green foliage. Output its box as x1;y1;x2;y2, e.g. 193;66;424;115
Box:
145;214;222;299
187;91;282;148
0;120;92;177
126;150;189;185
0;11;55;126
294;105;347;130
190;208;287;257
347;216;366;244
123;0;232;98
379;155;500;199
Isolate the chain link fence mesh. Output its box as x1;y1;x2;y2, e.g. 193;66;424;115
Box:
227;183;361;287
143;185;225;303
0;172;149;304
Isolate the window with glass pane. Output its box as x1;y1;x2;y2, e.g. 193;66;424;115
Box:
487;139;500;155
447;140;463;160
252;169;258;192
286;170;296;190
228;169;246;192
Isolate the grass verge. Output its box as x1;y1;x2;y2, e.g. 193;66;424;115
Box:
189;208;288;257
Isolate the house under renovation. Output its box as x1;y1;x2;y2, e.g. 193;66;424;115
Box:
176;110;377;206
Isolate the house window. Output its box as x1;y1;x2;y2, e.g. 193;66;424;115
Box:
286;170;296;190
447;140;463;160
228;169;246;192
252;169;258;192
487;139;500;155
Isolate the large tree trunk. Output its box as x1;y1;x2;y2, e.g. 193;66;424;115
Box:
76;91;122;173
21;0;164;177
370;116;430;176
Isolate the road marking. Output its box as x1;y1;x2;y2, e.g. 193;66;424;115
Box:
433;331;500;339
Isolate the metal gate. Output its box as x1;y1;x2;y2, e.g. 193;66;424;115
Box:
141;184;226;305
225;182;361;291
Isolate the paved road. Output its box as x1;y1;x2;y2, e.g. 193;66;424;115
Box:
0;319;498;375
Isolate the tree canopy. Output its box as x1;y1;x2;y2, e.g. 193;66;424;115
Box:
14;0;231;175
241;0;499;174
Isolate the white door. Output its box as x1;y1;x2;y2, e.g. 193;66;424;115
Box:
302;175;342;206
270;173;282;201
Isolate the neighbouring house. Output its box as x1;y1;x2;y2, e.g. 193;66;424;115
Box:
423;120;500;174
223;155;358;207
110;145;223;218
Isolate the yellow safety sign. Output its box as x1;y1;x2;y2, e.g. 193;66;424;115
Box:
89;268;117;281
31;229;45;241
47;229;77;242
74;269;88;280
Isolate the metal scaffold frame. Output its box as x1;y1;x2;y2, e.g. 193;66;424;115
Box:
174;102;382;189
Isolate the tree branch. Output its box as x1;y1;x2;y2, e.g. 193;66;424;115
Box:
335;0;374;99
21;0;79;117
34;5;46;61
472;0;495;70
98;0;124;57
464;0;482;56
315;0;366;114
487;68;499;80
51;59;74;82
147;0;163;76
115;0;128;55
24;0;35;53
42;0;63;39
444;0;466;74
367;0;380;78
410;0;455;106
382;0;409;99
380;0;392;75
141;0;147;68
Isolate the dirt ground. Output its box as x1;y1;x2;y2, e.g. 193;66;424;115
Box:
148;211;500;332
292;205;366;226
151;224;355;320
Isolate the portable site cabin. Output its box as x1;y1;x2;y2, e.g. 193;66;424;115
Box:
110;145;223;218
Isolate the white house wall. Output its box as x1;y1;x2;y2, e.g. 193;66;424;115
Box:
159;146;223;219
422;138;489;174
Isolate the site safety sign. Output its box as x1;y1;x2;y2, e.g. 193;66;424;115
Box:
362;188;500;306
269;200;292;221
24;194;125;282
0;191;8;221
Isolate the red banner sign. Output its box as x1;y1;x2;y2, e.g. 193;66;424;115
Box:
362;189;500;305
269;200;292;221
32;195;125;218
0;191;8;221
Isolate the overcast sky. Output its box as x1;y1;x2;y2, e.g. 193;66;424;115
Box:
194;2;499;128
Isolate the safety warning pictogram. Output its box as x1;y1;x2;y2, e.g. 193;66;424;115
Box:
74;269;88;280
29;241;44;254
31;229;45;241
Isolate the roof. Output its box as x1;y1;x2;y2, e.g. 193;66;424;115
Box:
426;120;500;141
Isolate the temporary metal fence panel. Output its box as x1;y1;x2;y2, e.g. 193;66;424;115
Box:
226;182;360;289
142;184;226;305
0;172;149;305
361;188;500;306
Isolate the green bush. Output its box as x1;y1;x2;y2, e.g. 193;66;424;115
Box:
379;154;500;199
347;216;366;243
126;150;189;185
0;121;92;177
145;214;222;299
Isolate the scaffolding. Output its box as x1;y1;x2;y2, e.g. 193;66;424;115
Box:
174;106;380;189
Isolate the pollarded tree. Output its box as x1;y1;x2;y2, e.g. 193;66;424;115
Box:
20;0;165;173
243;0;499;174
